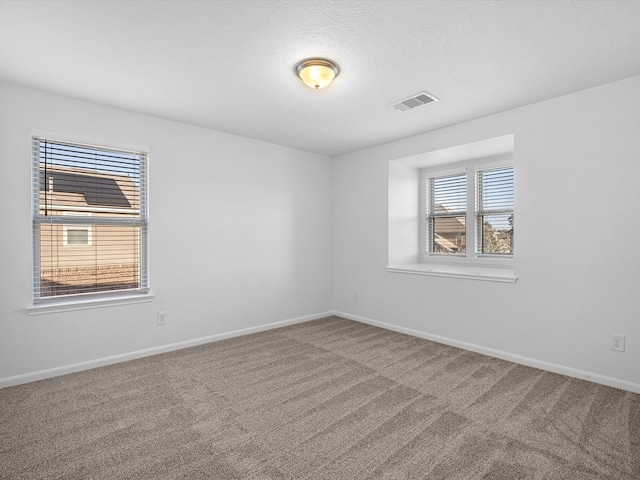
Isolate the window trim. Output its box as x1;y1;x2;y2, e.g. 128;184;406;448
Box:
25;291;155;315
387;134;516;283
30;131;151;308
420;158;515;265
421;157;514;266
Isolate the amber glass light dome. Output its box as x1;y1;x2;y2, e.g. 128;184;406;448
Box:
295;58;340;89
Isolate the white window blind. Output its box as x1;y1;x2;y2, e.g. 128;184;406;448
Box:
32;137;149;302
427;173;467;254
476;166;514;254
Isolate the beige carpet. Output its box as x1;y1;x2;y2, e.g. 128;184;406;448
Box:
1;316;638;479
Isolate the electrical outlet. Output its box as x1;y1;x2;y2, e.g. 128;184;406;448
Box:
610;334;625;352
157;311;167;326
352;291;359;302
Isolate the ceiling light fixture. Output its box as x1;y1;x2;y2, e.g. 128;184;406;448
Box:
294;58;340;90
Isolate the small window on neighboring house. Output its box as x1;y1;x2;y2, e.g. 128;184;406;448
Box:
65;227;90;245
32;137;149;302
62;212;92;246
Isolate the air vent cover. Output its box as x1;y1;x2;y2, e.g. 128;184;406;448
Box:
391;91;439;112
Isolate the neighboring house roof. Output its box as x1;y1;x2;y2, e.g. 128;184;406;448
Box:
433;233;460;253
39;165;139;212
432;204;465;252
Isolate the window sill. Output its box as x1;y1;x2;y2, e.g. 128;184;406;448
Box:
26;292;154;315
386;263;517;283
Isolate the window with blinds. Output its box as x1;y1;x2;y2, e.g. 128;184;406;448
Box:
32;137;149;302
476;166;514;255
424;163;514;258
427;173;467;254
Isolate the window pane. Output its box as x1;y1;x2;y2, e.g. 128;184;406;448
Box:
432;216;466;253
429;173;466;254
480;214;513;254
67;228;89;245
38;142;141;219
39;223;141;297
477;166;514;255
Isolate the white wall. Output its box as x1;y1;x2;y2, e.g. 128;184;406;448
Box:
3;76;640;393
333;75;640;392
0;81;334;384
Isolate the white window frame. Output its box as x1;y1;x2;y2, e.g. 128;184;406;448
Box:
421;166;467;259
421;157;514;268
28;131;152;314
387;134;516;283
475;165;515;257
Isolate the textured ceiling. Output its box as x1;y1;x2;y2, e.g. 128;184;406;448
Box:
1;0;640;157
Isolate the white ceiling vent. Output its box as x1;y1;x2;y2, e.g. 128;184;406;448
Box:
391;92;439;112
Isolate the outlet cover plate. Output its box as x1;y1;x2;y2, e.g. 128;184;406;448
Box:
610;334;625;352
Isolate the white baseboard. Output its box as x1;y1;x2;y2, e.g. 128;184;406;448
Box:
5;310;638;395
335;311;640;395
0;311;333;389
